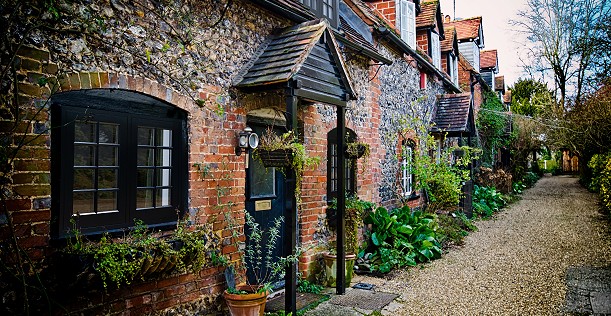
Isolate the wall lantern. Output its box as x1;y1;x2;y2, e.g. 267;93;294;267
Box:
235;126;259;156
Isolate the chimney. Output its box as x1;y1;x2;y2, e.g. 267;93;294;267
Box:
444;15;451;23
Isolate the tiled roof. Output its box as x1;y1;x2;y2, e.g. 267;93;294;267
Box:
445;17;482;41
340;17;379;54
235;19;332;87
431;93;473;133
480;49;498;69
440;26;456;52
495;75;505;91
416;0;439;29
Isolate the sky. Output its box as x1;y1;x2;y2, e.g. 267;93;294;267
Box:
439;0;530;88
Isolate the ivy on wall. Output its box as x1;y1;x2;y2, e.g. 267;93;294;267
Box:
476;91;508;167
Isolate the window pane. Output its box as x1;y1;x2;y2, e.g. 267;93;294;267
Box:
156;188;171;207
73;191;94;215
98;123;118;144
74;169;95;189
156;149;172;166
74;145;95;166
98;169;118;188
138;127;155;146
138;148;155;166
157;168;171;186
98;146;118;166
251;159;275;197
137;189;154;209
156;129;172;147
74;121;95;142
98;191;118;212
137;169;154;187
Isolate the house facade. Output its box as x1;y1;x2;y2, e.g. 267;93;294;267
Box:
0;0;489;314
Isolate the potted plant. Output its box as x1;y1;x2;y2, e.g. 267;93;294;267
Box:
61;219;222;289
323;196;374;287
223;211;299;316
344;141;370;159
253;129;320;203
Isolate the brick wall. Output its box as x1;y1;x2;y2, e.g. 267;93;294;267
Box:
416;31;429;54
368;0;397;26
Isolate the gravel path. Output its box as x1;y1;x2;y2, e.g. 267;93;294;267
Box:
357;175;611;315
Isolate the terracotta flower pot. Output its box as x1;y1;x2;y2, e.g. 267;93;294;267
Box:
223;284;269;316
323;252;356;287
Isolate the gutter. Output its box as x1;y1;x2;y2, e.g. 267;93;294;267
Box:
252;0;392;65
334;35;392;65
377;26;462;93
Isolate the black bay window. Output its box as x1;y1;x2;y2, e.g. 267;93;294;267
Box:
51;89;188;237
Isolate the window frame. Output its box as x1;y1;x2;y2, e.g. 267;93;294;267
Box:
431;31;441;69
398;0;416;49
400;139;415;197
327;128;357;202
51;90;188;238
299;0;339;29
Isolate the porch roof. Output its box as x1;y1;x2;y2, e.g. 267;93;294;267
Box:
431;93;475;136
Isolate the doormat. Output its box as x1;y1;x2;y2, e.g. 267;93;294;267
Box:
265;292;329;313
329;289;398;310
564;266;611;315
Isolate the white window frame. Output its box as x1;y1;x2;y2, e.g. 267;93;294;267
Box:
452;55;459;85
398;0;416;49
401;145;413;196
431;32;441;69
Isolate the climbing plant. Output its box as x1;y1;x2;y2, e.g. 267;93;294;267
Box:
476;91;509;167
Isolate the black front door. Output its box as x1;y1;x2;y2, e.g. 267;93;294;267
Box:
244;124;286;286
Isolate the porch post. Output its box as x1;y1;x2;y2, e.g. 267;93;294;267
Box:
284;91;298;315
336;105;346;294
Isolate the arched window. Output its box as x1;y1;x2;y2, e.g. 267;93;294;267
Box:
51;89;188;237
327;128;357;201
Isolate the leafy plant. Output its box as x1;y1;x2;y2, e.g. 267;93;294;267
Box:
297;279;324;294
64;219;222;289
329;196;375;254
512;181;527;194
225;211;301;294
361;206;441;273
254;130;321;204
472;185;508;218
588;153;611;213
436;212;477;248
521;171;540;188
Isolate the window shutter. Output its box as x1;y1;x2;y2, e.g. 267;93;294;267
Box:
399;0;416;49
432;33;441;68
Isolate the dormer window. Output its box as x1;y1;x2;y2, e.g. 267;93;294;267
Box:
431;32;441;69
299;0;339;29
398;0;416;49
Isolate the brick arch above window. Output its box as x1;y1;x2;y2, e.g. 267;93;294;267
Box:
49;72;196;113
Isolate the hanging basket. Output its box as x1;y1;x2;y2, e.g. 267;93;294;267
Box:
344;143;368;159
256;148;294;168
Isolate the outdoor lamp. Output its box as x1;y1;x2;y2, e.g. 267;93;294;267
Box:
236;126;259;156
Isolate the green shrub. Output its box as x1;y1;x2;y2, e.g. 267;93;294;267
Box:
522;172;540;188
589;153;611;213
361;206;441;273
436;212;477;248
472;185;508;218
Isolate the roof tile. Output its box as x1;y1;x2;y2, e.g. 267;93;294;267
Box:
445;17;482;40
440;26;456;52
416;0;439;29
480;50;498;69
431;93;472;133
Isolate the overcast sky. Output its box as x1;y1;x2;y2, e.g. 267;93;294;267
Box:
439;0;529;88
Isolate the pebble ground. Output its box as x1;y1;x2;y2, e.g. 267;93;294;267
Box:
356;175;611;315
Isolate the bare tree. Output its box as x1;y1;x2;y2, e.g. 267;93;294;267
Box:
512;0;610;110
